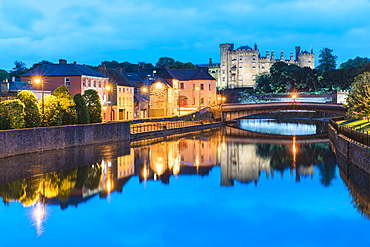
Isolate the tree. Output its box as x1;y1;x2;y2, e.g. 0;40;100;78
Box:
0;99;25;130
339;56;370;70
16;90;41;127
40;95;63;126
156;57;175;67
9;60;28;78
83;89;102;123
73;93;90;124
31;60;52;69
317;48;337;72
52;85;77;125
347;72;370;118
0;69;9;81
255;72;274;94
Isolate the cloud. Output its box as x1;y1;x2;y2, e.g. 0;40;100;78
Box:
0;0;370;70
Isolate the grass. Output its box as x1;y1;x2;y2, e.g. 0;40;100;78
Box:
337;119;370;132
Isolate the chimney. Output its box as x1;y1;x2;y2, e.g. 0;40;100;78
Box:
116;67;123;72
73;61;77;64
98;65;107;71
209;58;213;66
254;43;257;50
59;59;67;64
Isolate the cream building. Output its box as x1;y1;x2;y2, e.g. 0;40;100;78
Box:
220;43;315;89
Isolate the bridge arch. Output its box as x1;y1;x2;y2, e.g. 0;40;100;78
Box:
214;102;347;121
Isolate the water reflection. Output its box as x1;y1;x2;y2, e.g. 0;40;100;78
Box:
236;118;328;135
1;125;370;239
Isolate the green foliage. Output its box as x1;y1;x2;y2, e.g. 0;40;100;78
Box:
339;57;370;70
256;72;274;93
52;85;77;125
73;93;90;124
40;95;63;127
347;72;370;118
0;99;25;130
9;60;28;78
83;89;102;123
16;90;41;127
101;60;153;72
171;61;196;69
31;60;52;69
317;48;337;72
0;69;9;81
156;57;175;67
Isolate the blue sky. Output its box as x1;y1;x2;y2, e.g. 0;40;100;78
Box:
1;0;370;70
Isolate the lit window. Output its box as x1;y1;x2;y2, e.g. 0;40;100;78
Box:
200;84;204;90
180;83;184;89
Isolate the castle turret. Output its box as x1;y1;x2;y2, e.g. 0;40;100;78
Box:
295;46;301;60
280;51;284;61
266;50;270;59
290;52;294;61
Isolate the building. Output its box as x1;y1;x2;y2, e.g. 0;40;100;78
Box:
0;77;50;101
154;67;217;111
96;66;135;121
21;59;109;107
220;43;315;88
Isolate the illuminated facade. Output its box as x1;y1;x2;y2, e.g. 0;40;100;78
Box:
220;43;315;88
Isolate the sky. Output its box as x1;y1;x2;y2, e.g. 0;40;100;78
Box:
1;0;370;71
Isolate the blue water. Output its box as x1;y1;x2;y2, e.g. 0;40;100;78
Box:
0;126;369;247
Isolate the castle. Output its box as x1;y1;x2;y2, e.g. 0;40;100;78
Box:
219;43;315;88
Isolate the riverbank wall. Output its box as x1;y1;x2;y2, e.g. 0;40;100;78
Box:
329;119;370;174
0;121;130;159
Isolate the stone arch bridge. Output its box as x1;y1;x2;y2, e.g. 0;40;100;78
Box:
211;102;347;121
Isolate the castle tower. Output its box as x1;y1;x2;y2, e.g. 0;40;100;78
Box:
220;43;234;88
298;50;315;69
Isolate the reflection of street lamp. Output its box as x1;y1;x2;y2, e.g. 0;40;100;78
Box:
34;78;45;126
195;86;200;109
106;85;112;121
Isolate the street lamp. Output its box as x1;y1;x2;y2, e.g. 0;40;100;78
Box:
292;93;297;103
141;86;149;118
106;85;112;121
34;78;45;126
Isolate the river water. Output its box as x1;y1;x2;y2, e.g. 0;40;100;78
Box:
0;119;369;247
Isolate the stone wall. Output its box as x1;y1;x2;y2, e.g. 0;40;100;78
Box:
329;123;370;174
0;121;130;158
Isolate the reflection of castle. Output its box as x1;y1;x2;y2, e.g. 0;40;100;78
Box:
220;143;270;186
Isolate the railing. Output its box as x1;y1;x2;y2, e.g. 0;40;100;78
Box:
130;120;215;134
330;117;370;147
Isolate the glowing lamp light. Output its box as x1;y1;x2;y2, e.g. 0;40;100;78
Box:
141;87;148;93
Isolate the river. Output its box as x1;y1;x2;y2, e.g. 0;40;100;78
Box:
0;119;369;246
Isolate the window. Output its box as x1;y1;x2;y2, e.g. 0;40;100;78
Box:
65;78;70;87
180;83;184;89
200;84;204;90
209;84;211;90
119;88;121;93
93;81;96;87
99;82;101;88
193;84;195;90
193;97;196;105
119;97;121;106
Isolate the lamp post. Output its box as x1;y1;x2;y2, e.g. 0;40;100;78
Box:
292;93;297;103
106;85;112;121
141;86;149;118
34;78;45;126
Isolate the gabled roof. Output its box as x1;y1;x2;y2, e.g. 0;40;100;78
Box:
96;67;135;87
158;68;215;81
22;64;107;78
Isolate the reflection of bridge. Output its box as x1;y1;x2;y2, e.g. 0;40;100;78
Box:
218;102;347;121
224;126;329;144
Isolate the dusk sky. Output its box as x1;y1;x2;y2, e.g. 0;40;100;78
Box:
1;0;370;71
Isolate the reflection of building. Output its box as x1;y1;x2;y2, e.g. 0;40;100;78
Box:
220;143;270;186
136;133;219;185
